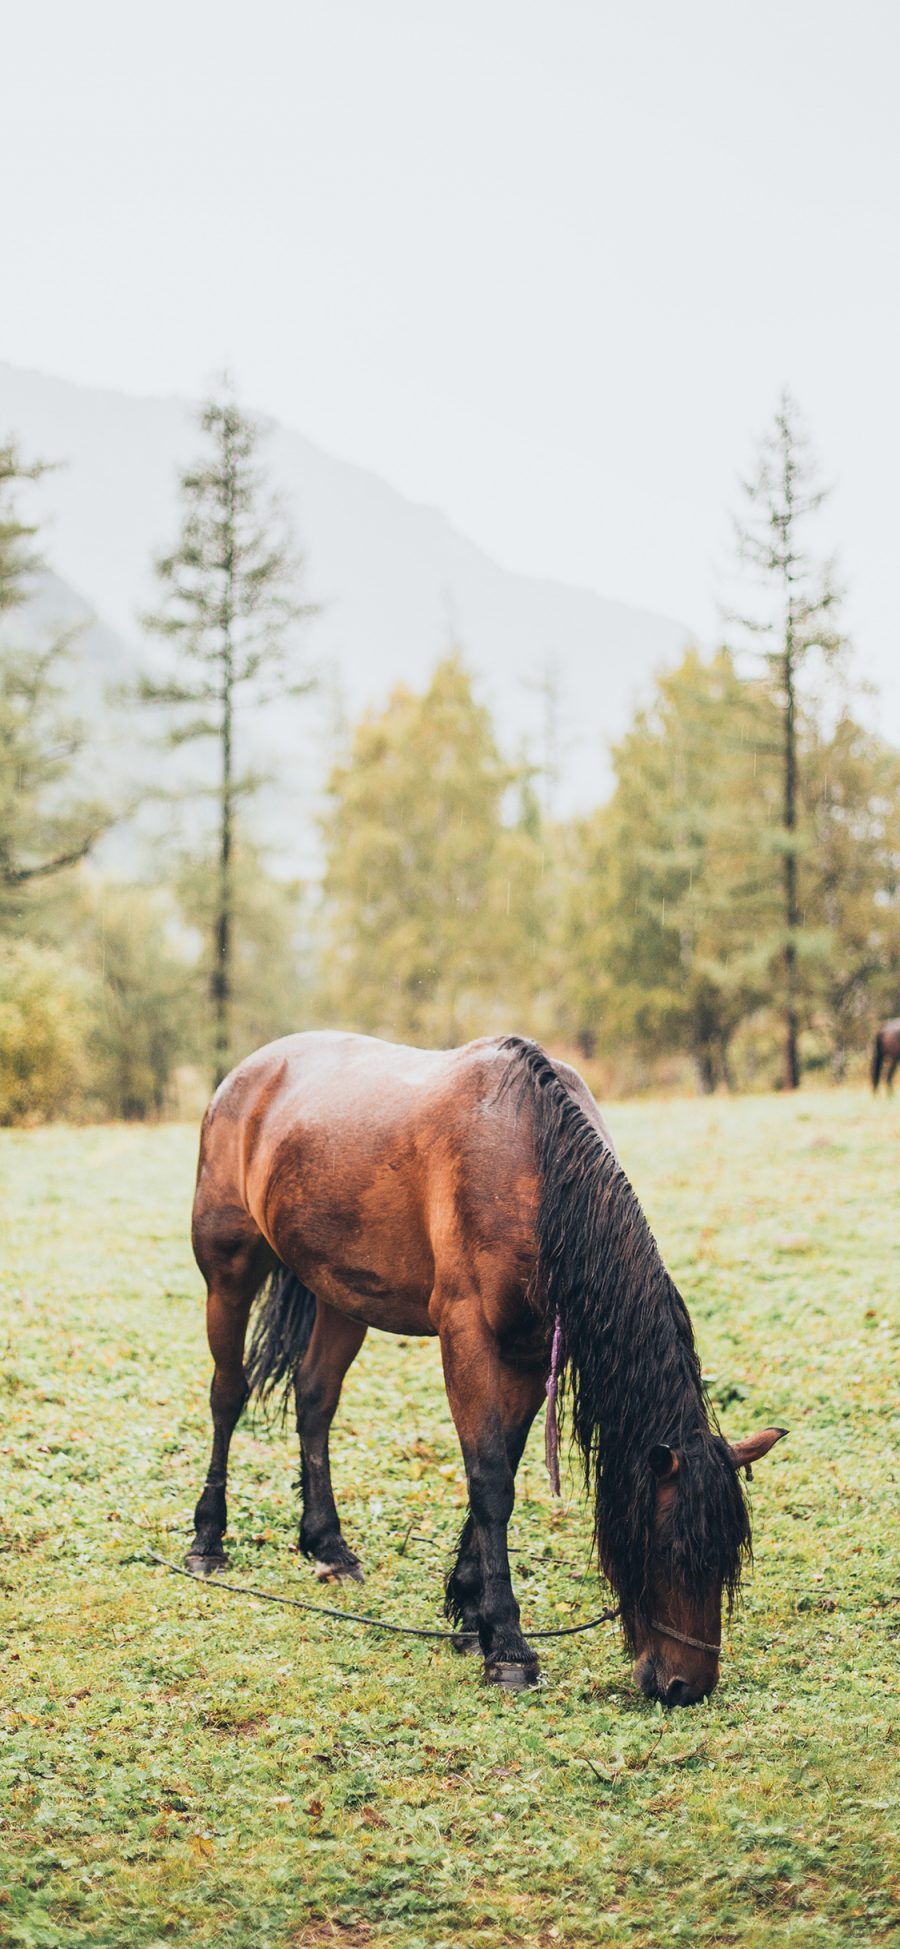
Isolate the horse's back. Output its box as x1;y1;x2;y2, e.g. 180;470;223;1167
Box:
198;1029;613;1205
195;1031;517;1246
207;1030;509;1158
193;1032;612;1333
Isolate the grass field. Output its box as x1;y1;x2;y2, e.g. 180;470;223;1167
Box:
0;1089;897;1948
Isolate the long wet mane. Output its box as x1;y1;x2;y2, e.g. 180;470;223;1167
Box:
498;1037;751;1647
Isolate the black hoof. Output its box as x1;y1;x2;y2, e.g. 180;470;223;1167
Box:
484;1659;540;1691
312;1556;364;1586
185;1551;228;1579
450;1629;480;1655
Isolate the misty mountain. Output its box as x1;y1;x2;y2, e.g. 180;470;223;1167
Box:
0;360;690;846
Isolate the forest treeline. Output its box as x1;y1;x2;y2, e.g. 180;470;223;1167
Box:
1;387;898;1122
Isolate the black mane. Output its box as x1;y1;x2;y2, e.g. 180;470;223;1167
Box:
499;1037;751;1648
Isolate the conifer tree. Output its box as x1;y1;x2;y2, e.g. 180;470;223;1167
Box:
0;439;43;607
729;391;844;1088
141;378;314;1083
0;438;108;921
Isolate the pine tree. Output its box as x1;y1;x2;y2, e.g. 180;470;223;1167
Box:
174;842;311;1067
0;438;44;608
141;378;315;1084
729;391;844;1088
0;438;108;922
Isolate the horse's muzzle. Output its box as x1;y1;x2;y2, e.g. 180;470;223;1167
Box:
633;1651;718;1707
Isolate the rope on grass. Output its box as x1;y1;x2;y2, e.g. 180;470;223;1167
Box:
146;1550;621;1643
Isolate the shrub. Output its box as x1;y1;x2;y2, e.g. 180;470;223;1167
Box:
0;940;92;1123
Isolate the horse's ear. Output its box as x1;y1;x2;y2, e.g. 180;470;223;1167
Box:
729;1426;788;1472
649;1444;679;1480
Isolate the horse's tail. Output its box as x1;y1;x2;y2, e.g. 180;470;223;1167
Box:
245;1263;317;1411
871;1031;884;1093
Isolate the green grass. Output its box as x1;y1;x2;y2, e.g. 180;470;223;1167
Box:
0;1090;897;1948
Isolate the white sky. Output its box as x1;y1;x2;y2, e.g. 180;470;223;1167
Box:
3;0;899;720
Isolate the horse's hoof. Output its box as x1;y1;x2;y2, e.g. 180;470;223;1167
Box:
313;1558;365;1585
185;1552;228;1579
451;1630;480;1655
484;1659;539;1691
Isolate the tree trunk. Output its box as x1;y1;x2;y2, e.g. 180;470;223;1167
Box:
694;1046;717;1094
212;430;236;1089
782;705;800;1091
781;456;800;1092
212;691;233;1088
719;1037;735;1093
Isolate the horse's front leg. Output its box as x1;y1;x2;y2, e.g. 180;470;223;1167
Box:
295;1301;367;1583
439;1316;540;1689
445;1360;545;1654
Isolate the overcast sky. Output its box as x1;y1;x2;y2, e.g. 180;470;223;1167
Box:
4;0;899;720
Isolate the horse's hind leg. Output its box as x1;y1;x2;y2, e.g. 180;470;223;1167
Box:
186;1233;273;1576
445;1361;545;1653
295;1302;367;1584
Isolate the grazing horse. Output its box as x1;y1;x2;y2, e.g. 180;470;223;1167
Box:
872;1019;900;1093
187;1032;786;1699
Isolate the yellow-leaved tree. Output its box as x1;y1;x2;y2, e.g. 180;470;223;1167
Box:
321;654;545;1046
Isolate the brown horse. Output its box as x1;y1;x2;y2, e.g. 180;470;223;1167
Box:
187;1031;786;1700
872;1019;900;1092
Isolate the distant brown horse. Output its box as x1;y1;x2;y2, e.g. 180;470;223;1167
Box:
187;1032;786;1700
872;1019;900;1092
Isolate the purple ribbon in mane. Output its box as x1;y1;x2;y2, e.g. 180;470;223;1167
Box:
545;1311;563;1497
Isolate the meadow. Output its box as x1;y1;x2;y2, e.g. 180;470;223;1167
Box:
0;1089;897;1948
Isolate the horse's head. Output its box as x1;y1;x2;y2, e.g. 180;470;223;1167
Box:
629;1425;787;1706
